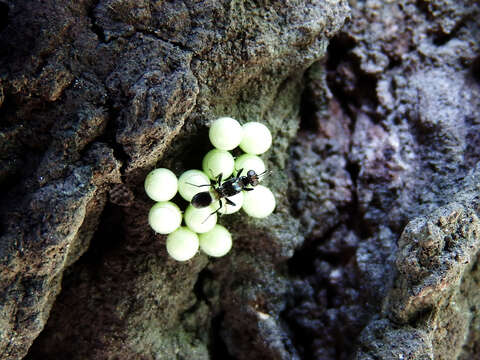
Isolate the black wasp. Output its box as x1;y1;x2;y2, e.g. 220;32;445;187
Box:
190;168;266;216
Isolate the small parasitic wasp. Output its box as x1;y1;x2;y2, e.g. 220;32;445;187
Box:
190;168;267;219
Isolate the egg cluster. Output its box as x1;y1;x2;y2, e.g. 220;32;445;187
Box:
145;117;276;262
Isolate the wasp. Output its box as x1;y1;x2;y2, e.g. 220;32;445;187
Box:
190;169;266;217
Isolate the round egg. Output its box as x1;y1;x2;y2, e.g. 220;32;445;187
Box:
144;168;178;202
239;122;272;155
242;185;276;218
199;224;232;257
166;227;199;261
209;117;243;150
148;201;182;234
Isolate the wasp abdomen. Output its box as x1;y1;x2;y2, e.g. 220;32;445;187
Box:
191;192;213;208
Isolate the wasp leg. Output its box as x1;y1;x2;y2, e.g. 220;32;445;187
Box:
222;198;236;214
202;200;223;224
215;172;223;186
236;168;243;178
243;187;254;191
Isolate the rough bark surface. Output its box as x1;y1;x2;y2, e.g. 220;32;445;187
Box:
287;0;480;359
0;0;479;359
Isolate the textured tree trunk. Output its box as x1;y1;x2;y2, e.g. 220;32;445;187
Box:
0;0;479;359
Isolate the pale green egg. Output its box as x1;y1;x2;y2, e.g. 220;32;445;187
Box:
202;149;234;180
144;168;178;201
148;201;182;234
199;224;232;257
166;227;199;261
242;185;275;218
184;204;217;233
239;122;272;155
209;117;243;150
178;169;211;201
234;154;266;175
